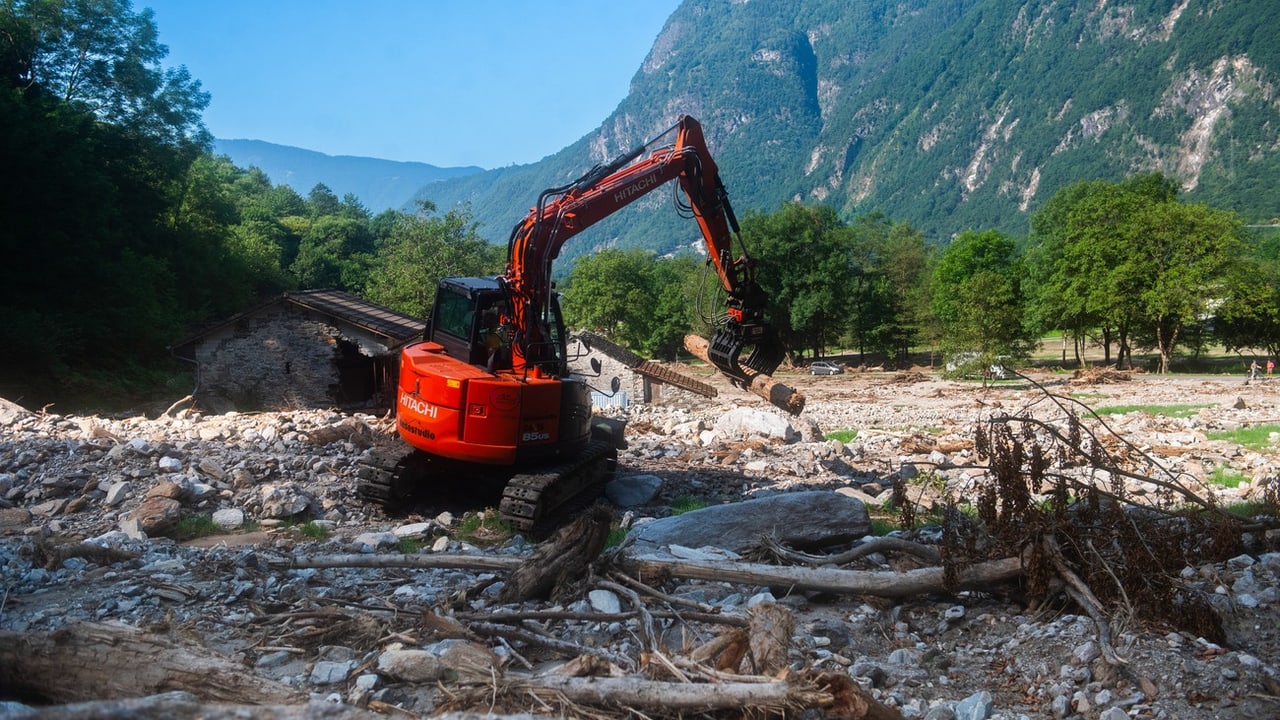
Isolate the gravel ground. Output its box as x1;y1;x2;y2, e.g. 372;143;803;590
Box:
1;367;1279;719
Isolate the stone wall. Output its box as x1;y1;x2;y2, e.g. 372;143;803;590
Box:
567;338;706;409
193;309;346;411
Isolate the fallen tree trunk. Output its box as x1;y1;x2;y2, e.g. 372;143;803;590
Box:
619;554;1025;598
512;675;831;713
8;691;384;720
684;335;805;415
0;622;303;706
269;552;523;572
511;673;904;719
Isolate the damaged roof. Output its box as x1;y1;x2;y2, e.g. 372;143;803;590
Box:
170;289;425;357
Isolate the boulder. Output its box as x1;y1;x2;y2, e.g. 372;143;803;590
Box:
626;490;870;555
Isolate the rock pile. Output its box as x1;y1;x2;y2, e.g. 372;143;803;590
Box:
1;372;1279;719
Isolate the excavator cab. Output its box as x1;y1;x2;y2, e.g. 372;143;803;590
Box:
427;278;513;371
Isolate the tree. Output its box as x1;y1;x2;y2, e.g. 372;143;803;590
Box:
1216;231;1280;360
364;203;502;319
741;203;851;360
4;0;209;146
1029;174;1243;372
844;214;932;364
1128;200;1242;373
931;229;1038;365
562;249;661;355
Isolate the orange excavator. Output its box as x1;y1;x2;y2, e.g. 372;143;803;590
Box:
358;115;784;531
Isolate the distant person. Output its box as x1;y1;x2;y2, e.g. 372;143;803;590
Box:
1250;359;1261;381
1268;359;1274;378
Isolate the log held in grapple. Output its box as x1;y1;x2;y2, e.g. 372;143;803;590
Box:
684;335;805;415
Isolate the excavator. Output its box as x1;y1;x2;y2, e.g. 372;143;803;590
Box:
358;115;784;532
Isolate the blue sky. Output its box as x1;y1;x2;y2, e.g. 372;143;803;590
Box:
145;1;682;169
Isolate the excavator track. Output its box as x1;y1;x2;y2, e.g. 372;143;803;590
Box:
356;446;426;507
357;440;616;537
499;440;615;536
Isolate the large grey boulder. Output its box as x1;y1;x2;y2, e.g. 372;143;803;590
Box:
626;490;870;555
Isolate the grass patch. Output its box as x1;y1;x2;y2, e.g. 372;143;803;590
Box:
869;517;899;535
397;537;421;554
606;523;630;548
173;513;221;540
1207;466;1248;489
455;510;514;546
1207;425;1280;451
1092;404;1211;418
825;429;858;443
671;495;710;515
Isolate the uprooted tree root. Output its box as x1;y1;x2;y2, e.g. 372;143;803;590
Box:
912;374;1280;661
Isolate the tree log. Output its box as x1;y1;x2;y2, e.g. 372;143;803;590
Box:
684;335;805;415
0;622;303;706
270;553;523;572
619;554;1024;598
511;675;831;712
5;691;385;720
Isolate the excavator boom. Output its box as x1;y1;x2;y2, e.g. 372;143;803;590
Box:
504;115;783;384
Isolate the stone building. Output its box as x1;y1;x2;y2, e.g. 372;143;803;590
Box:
567;332;717;409
170;290;424;412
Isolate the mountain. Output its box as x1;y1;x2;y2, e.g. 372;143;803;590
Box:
213;139;482;212
410;0;1280;263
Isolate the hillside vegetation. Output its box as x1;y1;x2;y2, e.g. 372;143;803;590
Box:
415;0;1280;264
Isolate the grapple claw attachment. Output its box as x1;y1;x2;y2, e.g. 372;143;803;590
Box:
708;322;784;386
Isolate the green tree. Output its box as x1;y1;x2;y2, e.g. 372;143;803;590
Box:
561;249;660;354
6;0;209;145
1029;174;1242;372
1127;201;1242;373
741;203;851;360
365;202;502;318
1216;231;1280;359
931;229;1038;365
845;214;932;363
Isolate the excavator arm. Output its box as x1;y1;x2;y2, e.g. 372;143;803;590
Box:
503;115;783;384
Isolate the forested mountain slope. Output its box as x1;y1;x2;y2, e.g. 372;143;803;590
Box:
414;0;1280;262
215;139;482;212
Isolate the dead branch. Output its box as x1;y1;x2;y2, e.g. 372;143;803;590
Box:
761;534;942;566
596;580;657;651
608;571;722;613
619;553;1024;598
466;621;635;670
1043;536;1127;666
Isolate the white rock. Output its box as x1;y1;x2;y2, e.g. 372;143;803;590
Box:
212;508;245;529
588;589;622;614
394;522;433;538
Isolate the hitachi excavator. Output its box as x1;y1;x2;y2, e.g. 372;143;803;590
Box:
358;115;784;532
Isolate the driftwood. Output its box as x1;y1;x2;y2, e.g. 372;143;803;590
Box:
499;502;613;602
512;674;831;712
0;622;303;706
620;553;1025;597
511;672;904;719
270;551;522;572
7;691;385;720
684;335;806;415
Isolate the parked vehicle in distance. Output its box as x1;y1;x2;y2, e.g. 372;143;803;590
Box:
809;360;845;375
